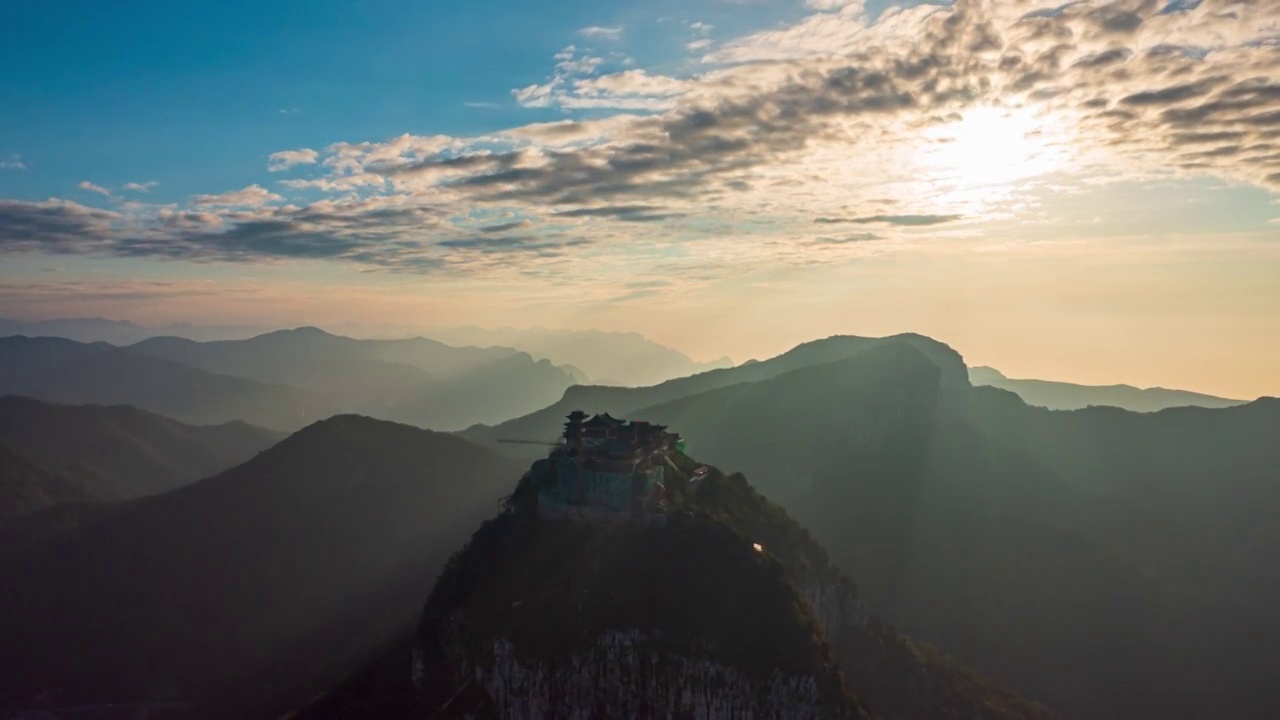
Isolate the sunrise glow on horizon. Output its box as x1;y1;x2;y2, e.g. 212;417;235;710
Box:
0;0;1277;398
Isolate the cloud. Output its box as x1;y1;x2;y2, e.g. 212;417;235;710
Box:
514;46;689;111
0;199;123;254
806;231;882;244
190;184;284;207
556;205;685;222
4;0;1280;281
816;214;963;226
123;181;158;193
465;101;502;109
687;39;713;51
0;155;24;170
578;26;623;41
267;148;320;172
805;0;864;12
78;181;112;197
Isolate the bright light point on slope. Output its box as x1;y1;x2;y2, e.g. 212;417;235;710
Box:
922;105;1069;188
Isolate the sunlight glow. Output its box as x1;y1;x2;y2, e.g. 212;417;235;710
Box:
921;105;1070;188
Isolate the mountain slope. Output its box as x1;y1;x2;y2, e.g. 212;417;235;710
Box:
969;366;1246;411
0;336;330;430
0;441;108;518
0;396;284;506
461;333;968;452
130;328;577;430
620;340;1280;719
300;451;1056;720
616;342;1192;718
0;415;526;718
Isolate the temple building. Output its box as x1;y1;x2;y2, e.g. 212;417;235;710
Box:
535;410;683;517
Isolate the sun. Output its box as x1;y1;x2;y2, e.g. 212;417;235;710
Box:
921;104;1067;188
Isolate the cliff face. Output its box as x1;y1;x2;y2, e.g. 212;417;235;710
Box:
423;628;837;720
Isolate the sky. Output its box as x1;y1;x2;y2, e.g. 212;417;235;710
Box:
0;0;1277;398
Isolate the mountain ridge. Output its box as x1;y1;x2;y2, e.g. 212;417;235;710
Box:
969;365;1247;411
0;395;284;510
0;414;527;718
129;327;578;430
0;335;332;430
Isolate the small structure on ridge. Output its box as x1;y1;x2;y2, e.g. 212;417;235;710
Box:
528;410;684;519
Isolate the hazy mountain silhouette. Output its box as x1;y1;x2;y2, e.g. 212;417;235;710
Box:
300;451;1057;720
597;339;1280;719
0;415;526;718
425;325;735;386
969;366;1246;411
0;441;107;518
462;333;969;452
0;396;283;512
0;336;331;430
130;327;578;430
0;316;270;344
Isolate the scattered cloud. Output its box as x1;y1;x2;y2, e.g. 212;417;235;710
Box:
465;100;502;109
4;0;1280;282
804;0;864;12
0;155;24;171
77;181;111;197
578;25;623;41
513;43;688;111
279;107;302;115
267;148;320;172
687;39;714;51
190;184;283;207
123;181;159;193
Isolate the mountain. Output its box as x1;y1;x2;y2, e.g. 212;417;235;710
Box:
0;316;269;344
299;449;1056;720
0;441;107;518
969;366;1246;411
129;327;577;430
461;333;968;453
0;415;527;718
0;336;331;430
0;396;284;512
607;339;1280;719
425;326;734;386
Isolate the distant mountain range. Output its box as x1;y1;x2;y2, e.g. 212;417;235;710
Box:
0;316;270;344
0;396;282;517
0;328;581;432
1;317;735;388
0;415;527;717
405;325;735;387
0;335;332;430
970;366;1246;411
128;327;579;431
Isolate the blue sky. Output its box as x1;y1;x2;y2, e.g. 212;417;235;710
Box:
0;0;1277;397
0;0;835;201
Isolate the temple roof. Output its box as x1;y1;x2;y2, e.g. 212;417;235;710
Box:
583;412;626;428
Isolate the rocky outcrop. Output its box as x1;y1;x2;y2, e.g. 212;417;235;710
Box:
422;627;837;720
